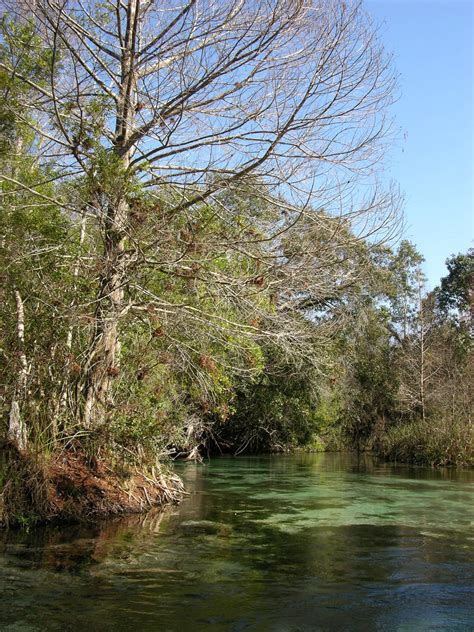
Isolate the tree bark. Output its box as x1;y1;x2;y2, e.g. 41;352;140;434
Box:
82;199;129;427
82;0;139;428
418;268;426;423
8;290;28;450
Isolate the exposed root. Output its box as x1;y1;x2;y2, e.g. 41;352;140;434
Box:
0;442;184;528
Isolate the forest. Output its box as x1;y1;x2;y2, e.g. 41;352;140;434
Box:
0;0;472;527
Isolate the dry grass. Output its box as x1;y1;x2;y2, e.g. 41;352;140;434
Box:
0;442;183;528
375;419;474;467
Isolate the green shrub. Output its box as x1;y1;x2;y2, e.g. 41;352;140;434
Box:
376;419;474;466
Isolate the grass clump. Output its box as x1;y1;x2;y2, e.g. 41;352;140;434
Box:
376;419;474;467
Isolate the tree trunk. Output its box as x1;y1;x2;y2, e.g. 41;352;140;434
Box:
82;202;128;427
8;290;28;450
81;0;139;428
418;269;426;423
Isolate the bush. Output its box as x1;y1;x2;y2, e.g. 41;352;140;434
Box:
376;419;474;466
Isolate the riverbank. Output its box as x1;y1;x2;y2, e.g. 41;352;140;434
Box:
2;425;472;529
0;443;183;528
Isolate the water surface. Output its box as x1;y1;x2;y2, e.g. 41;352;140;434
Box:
1;453;473;631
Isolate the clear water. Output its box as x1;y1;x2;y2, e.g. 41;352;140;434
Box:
1;453;473;631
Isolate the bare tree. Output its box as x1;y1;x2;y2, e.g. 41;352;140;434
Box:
0;0;399;429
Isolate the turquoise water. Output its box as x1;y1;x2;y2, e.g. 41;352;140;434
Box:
1;453;473;631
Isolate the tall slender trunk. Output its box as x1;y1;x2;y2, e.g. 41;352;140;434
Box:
7;129;28;447
8;290;28;450
82;0;139;428
417;268;426;423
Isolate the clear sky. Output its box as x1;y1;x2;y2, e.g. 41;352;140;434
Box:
366;0;473;288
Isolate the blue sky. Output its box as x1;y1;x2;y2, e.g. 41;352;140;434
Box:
366;0;473;288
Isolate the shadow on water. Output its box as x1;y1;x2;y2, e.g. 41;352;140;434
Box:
1;453;473;631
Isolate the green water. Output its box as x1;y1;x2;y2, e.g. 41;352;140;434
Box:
1;453;473;631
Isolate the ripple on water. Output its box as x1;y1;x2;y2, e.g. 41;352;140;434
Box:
1;453;473;631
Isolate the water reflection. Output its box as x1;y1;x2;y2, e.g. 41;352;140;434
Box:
1;453;473;631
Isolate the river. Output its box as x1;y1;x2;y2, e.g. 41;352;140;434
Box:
1;453;473;631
